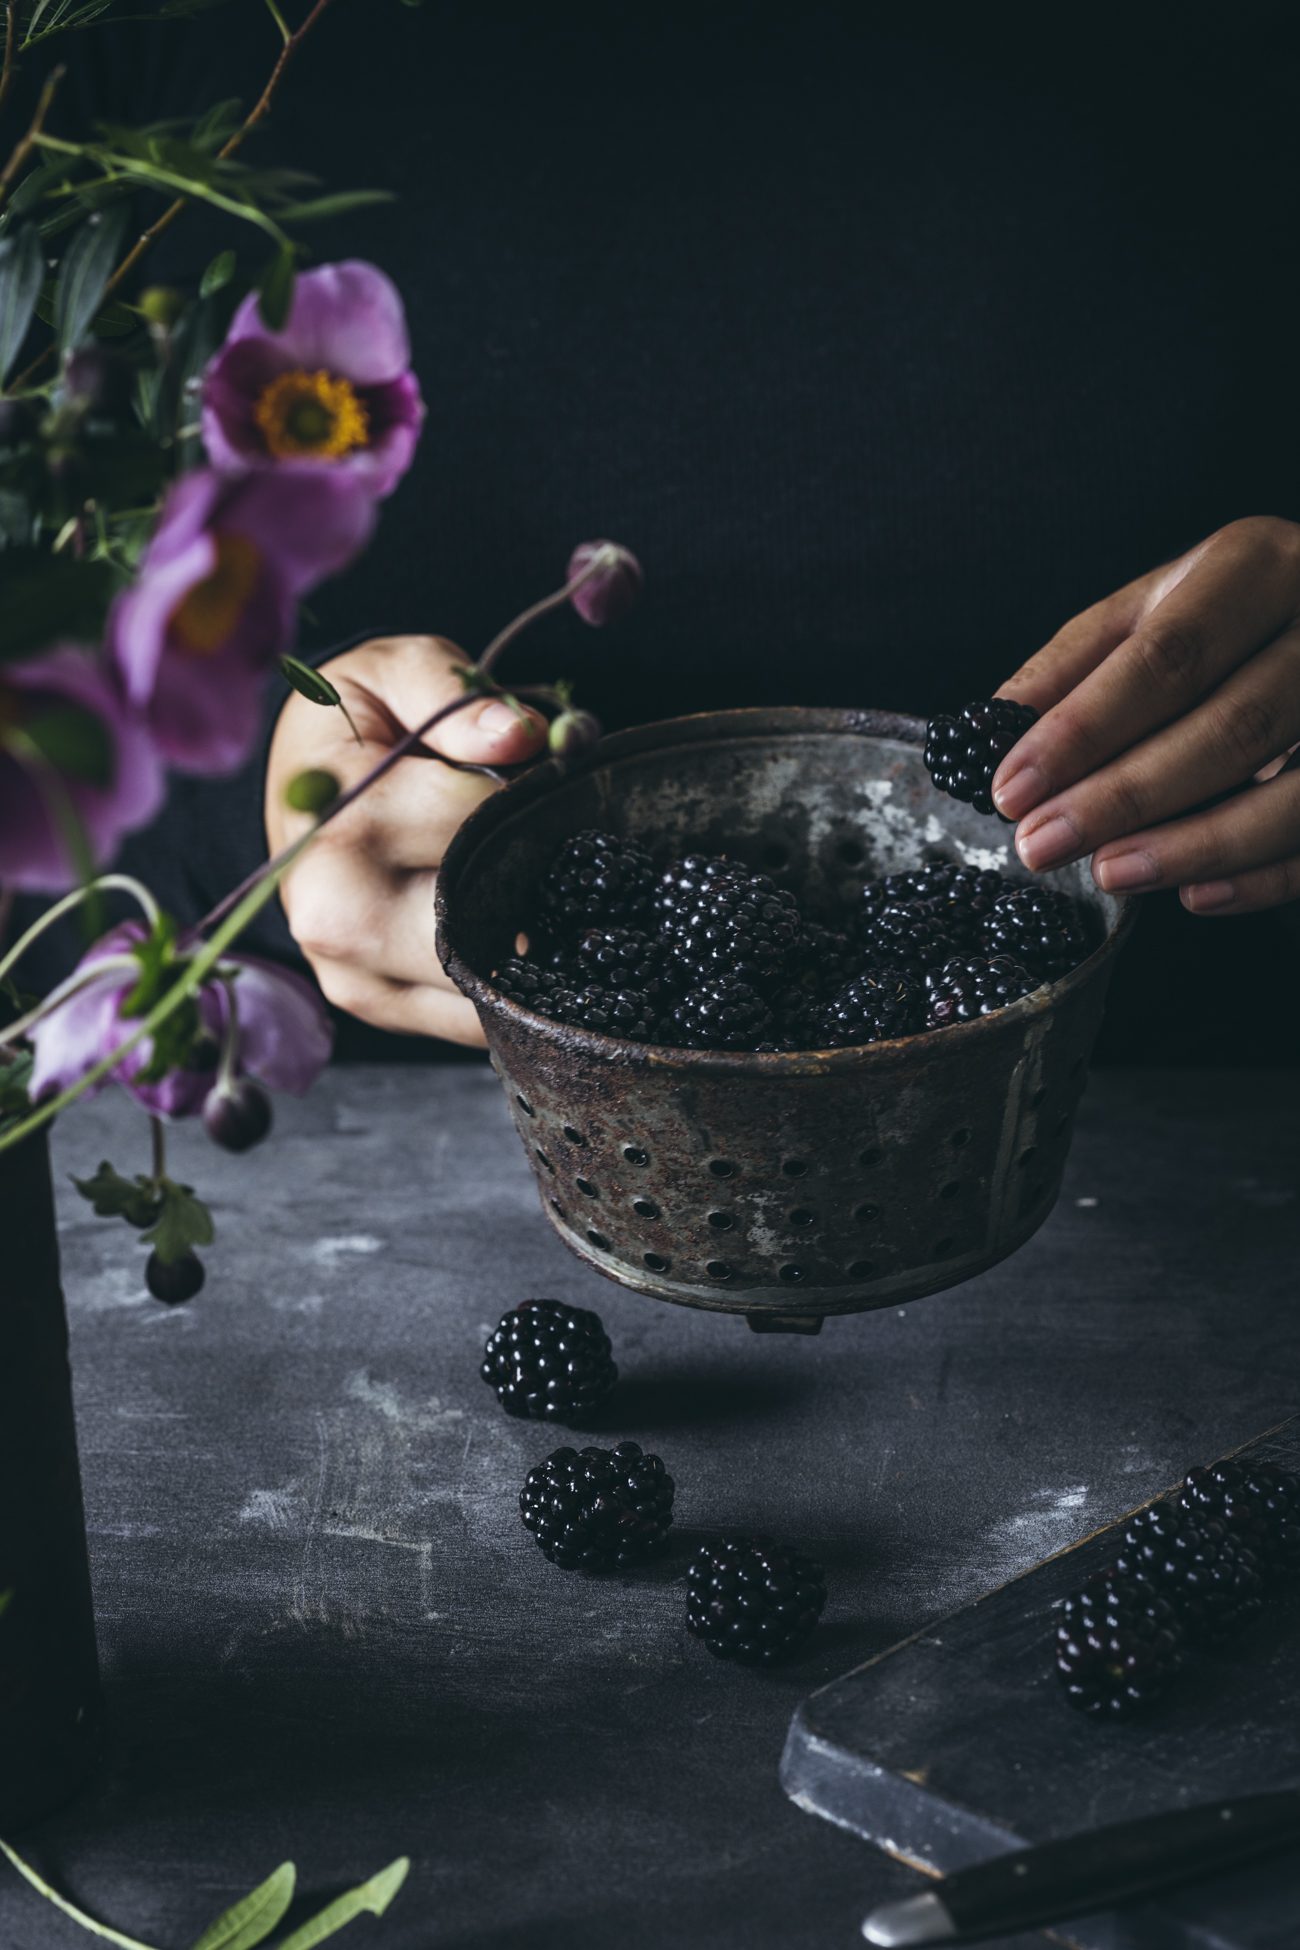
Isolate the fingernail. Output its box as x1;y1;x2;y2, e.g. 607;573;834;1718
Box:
478;699;526;738
1093;850;1159;893
1184;879;1236;913
1017;813;1080;872
992;761;1046;820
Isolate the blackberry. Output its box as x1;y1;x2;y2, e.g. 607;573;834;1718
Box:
540;829;655;931
653;854;735;931
771;923;862;1044
481;1299;617;1424
667;976;775;1050
553;982;658;1042
859;861;965;924
493;956;569;1016
686;1537;827;1665
1180;1461;1300;1582
669;871;803;989
519;1440;674;1570
574;926;678;1001
925;954;1038;1028
859;901;956;974
925;698;1038;816
925;866;1010;948
1117;1502;1266;1645
1055;1569;1183;1717
980;886;1093;983
820;967;925;1047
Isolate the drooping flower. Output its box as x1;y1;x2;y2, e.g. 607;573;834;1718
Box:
566;541;643;626
28;921;333;1119
0;645;164;894
108;467;374;775
200;261;425;497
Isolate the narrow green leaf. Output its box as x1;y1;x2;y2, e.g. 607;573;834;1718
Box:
274;1858;410;1950
256;246;295;331
199;248;236;299
22;701;113;786
189;1862;296;1950
279;655;342;709
90;298;139;337
0;227;45;383
141;1182;214;1264
191;97;242;152
55;207;129;354
278;191;394;225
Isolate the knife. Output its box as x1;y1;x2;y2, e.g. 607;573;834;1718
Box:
861;1790;1300;1946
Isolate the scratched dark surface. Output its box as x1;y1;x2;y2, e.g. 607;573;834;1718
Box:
2;1065;1296;1950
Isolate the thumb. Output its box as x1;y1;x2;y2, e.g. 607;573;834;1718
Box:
366;634;547;765
431;689;548;766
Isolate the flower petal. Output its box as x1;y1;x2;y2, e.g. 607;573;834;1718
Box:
224;954;333;1094
223;261;412;386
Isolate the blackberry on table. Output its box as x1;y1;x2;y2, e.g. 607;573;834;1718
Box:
481;1299;617;1424
575;925;678;1001
668;975;775;1050
1055;1568;1183;1717
669;871;803;990
820;967;925;1047
859;901;956;975
519;1440;674;1570
540;829;655;931
1180;1460;1300;1581
925;954;1038;1028
493;957;569;1016
1117;1501;1266;1645
553;982;658;1042
925;698;1038;816
686;1537;827;1665
980;886;1093;983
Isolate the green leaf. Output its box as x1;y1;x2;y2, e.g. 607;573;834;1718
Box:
71;1160;161;1228
279;655;342;709
0;553;115;663
142;1181;214;1265
89;298;139;337
0;227;45;384
257;246;295;331
22;701;114;786
189;1862;296;1950
55;207;129;354
273;1859;410;1950
192;97;243;153
199;248;237;299
0;1049;34;1123
276;190;395;225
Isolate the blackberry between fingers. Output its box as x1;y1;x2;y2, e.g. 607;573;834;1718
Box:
1055;1568;1183;1717
820;966;925;1047
925;954;1038;1028
925;698;1038;817
540;829;655;931
519;1441;675;1570
979;886;1093;983
481;1299;617;1424
686;1538;827;1665
668;976;775;1050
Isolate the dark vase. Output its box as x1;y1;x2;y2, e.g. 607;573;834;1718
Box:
0;1128;103;1827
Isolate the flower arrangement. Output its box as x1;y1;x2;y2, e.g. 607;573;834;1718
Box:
0;0;639;1304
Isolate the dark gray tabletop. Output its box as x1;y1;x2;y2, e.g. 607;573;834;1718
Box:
4;1065;1297;1950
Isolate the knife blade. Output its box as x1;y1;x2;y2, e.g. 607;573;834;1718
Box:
861;1789;1300;1946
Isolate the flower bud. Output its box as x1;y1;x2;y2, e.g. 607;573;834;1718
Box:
138;285;185;328
566;541;643;627
146;1250;205;1305
203;1076;274;1153
285;767;341;815
548;708;603;759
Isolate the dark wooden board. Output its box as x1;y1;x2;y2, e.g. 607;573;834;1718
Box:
782;1422;1300;1950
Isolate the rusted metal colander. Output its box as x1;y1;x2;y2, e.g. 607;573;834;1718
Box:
435;708;1135;1330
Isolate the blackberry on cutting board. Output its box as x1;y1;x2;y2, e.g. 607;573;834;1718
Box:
553;982;658;1042
924;698;1038;816
481;1299;617;1424
1180;1461;1300;1581
667;975;775;1050
859;901;955;974
540;829;655;931
574;925;679;1001
980;886;1093;983
1117;1502;1266;1644
925;954;1038;1029
519;1441;674;1570
668;871;803;989
1055;1569;1184;1718
820;967;925;1047
686;1537;827;1665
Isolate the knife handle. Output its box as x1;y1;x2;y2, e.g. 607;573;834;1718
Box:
939;1791;1300;1941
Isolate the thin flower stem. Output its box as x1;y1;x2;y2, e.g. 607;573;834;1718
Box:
214;971;240;1088
0;953;137;1050
149;1114;165;1185
477;548;616;675
0;1840;159;1950
0;2;17;122
0;875;159;989
0;62;63;210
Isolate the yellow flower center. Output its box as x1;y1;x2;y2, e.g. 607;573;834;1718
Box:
252;367;370;461
170;532;262;656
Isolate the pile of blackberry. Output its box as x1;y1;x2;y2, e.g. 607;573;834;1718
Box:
1055;1456;1300;1718
490;818;1095;1052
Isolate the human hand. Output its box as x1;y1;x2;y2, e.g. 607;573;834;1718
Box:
266;634;545;1043
992;517;1300;914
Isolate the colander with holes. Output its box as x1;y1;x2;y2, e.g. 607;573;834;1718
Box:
434;708;1136;1333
